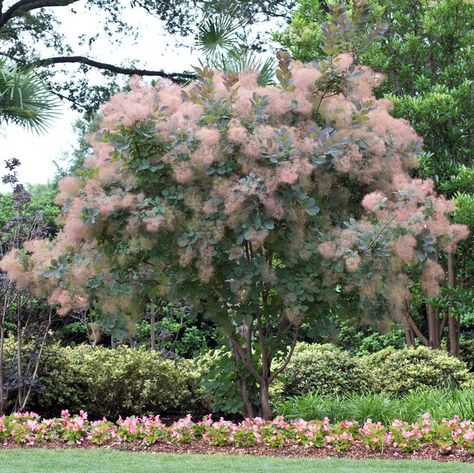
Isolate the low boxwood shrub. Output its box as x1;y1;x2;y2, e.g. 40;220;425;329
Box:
19;344;204;418
364;347;472;395
279;343;376;398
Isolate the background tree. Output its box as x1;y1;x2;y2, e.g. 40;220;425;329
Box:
0;159;56;414
275;0;474;354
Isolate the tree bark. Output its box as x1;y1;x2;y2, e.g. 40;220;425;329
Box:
427;306;440;349
258;377;272;420
0;0;78;28
447;252;460;357
403;313;415;347
238;375;255;419
150;305;156;351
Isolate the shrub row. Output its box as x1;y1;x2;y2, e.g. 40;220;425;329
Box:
279;343;472;399
11;344;203;419
2;411;474;455
2;341;472;418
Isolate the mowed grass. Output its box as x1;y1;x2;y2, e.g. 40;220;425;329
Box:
0;449;473;473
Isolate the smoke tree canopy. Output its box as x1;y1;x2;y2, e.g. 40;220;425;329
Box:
1;51;468;418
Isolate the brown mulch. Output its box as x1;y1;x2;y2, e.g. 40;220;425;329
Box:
2;439;474;463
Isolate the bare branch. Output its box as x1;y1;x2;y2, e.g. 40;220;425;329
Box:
0;0;78;28
361;214;397;259
29;56;196;82
407;313;429;346
269;326;300;383
229;335;262;381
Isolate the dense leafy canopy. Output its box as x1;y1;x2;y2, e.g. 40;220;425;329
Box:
1;46;468;416
276;0;474;352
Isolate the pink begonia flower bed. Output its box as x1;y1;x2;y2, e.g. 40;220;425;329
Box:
1;411;474;461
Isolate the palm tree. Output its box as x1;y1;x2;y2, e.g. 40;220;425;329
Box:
195;13;276;86
0;60;58;133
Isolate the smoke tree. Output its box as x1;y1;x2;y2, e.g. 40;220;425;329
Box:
0;50;468;418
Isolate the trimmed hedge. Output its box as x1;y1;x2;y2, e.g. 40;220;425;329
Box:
279;343;376;398
3;341;473;417
364;346;472;395
26;345;203;418
278;344;472;400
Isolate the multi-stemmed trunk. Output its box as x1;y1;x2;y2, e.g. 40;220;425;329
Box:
228;311;299;420
402;252;461;357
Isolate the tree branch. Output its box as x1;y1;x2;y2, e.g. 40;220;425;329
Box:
269;326;300;383
0;0;78;28
229;335;262;381
407;313;429;346
29;56;196;82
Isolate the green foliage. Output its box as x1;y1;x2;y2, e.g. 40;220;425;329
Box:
134;304;218;358
0;60;58;132
365;347;472;394
279;343;376;398
277;388;474;424
198;347;260;415
0;183;60;238
334;319;406;355
276;0;474;349
17;344;203;419
460;339;474;372
195;12;276;86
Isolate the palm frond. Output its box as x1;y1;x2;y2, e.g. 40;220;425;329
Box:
0;60;59;134
196;13;247;59
216;49;276;86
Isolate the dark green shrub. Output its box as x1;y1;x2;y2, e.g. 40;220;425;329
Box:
279;343;376;398
25;345;203;418
460;339;474;372
365;347;472;395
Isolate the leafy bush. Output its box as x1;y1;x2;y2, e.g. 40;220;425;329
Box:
279;343;375;398
197;348;259;416
365;347;472;394
460;339;474;372
22;344;203;418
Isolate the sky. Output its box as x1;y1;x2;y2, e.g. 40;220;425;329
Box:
0;2;283;189
0;2;198;187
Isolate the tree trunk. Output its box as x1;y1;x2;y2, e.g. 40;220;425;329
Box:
402;312;415;347
258;378;272;420
427;306;440;349
238;375;256;419
15;298;23;411
150;305;156;350
449;315;460;357
447;252;460;357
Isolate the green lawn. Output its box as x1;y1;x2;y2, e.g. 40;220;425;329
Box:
0;449;472;473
